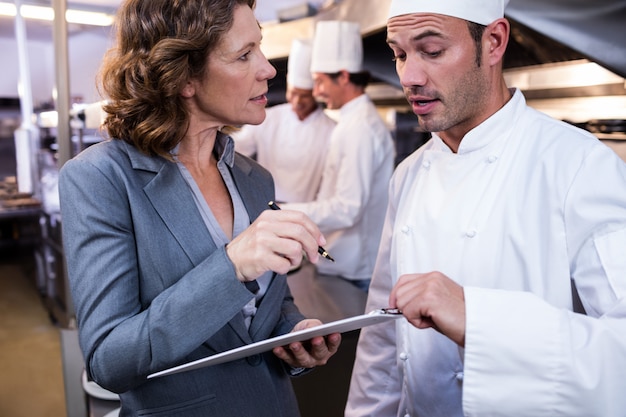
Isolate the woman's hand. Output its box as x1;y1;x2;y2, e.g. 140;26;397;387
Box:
272;319;341;368
226;209;326;282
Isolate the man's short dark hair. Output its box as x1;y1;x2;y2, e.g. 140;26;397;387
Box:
327;71;371;88
467;21;487;67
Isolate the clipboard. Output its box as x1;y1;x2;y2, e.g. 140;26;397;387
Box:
148;309;403;379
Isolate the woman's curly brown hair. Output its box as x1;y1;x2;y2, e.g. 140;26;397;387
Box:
98;0;255;159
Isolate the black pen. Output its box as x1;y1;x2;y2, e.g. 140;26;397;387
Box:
268;201;335;262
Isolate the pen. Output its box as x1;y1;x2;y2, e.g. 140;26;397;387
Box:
268;201;335;262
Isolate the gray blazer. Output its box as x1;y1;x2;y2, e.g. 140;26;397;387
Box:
59;138;304;417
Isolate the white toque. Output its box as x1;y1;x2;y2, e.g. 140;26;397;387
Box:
287;38;314;89
388;0;510;25
310;20;363;74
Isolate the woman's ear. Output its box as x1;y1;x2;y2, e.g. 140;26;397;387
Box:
180;80;195;98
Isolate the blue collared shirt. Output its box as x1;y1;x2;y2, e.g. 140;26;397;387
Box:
174;132;272;327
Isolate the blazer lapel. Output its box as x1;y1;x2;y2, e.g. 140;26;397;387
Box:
229;155;278;342
130;145;273;345
226;312;252;346
140;161;218;266
248;273;282;341
143;160;253;344
230;154;270;222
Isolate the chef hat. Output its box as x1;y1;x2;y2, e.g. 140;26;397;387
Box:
287;38;314;89
310;20;363;74
388;0;509;26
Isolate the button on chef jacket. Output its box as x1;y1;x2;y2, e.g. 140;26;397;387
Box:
232;104;335;203
346;89;626;417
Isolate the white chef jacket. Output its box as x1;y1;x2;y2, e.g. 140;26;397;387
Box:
283;94;395;279
346;89;626;417
232;103;335;203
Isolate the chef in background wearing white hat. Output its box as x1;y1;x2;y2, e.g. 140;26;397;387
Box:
282;20;395;292
346;0;626;416
232;38;335;203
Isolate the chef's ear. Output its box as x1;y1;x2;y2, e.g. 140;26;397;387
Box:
485;18;510;67
337;70;351;85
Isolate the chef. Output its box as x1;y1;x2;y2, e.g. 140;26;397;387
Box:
282;20;395;292
346;0;626;415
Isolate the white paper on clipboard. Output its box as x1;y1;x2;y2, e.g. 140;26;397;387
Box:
148;309;403;379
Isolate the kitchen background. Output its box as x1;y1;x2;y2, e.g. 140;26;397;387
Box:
0;1;625;416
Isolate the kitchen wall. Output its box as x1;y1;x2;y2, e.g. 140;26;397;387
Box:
0;29;113;108
0;37;55;106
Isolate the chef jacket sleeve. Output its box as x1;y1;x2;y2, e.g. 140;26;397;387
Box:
345;170;404;417
282;123;384;233
463;144;626;416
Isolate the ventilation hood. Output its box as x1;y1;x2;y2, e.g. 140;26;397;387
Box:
260;0;626;86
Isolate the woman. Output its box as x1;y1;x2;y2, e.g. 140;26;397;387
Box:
59;0;339;416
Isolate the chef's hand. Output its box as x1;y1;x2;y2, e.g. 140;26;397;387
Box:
390;271;466;347
226;209;325;282
272;319;341;368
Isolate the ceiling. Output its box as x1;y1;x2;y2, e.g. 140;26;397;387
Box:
0;0;316;39
1;0;309;14
1;0;624;81
58;0;322;20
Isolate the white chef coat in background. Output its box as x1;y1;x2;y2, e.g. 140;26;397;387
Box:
346;89;626;416
283;94;395;280
232;103;335;203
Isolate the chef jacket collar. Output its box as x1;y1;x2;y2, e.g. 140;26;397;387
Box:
431;88;522;154
339;93;369;118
